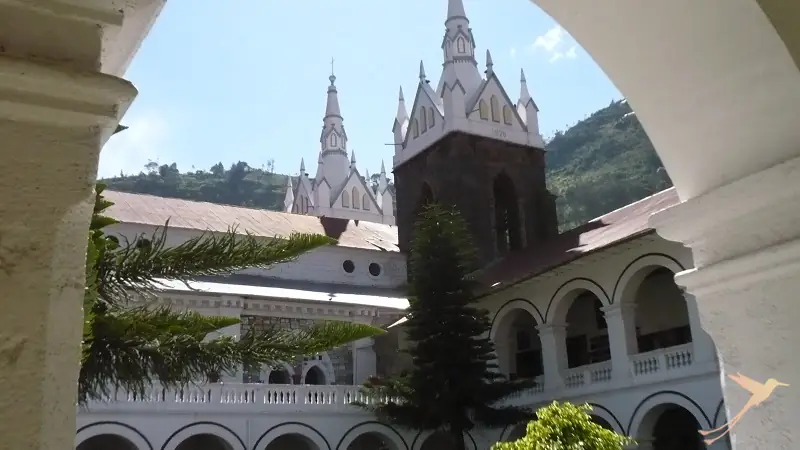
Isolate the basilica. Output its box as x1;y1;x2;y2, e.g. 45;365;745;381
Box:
76;1;727;450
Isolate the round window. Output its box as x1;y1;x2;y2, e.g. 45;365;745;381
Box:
368;262;382;277
342;260;355;273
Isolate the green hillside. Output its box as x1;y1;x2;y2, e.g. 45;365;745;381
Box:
100;99;671;230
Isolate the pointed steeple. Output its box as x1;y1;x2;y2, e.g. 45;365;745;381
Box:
447;0;467;20
318;66;350;192
396;87;408;122
379;160;388;193
519;68;532;104
419;61;427;83
283;176;295;213
325;73;341;119
300;158;306;175
350;150;356;167
485;49;494;76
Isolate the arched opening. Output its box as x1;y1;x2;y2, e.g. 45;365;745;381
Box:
492;307;543;384
268;369;292;384
362;194;370;210
342;190;350;208
420;431;457;450
421;108;427;132
77;434;138;450
493;172;522;255
352;187;360;209
591;415;614;431
478;99;489;120
174;434;233;450
639;404;707;450
303;365;326;385
619;265;694;376
490;96;500;122
561;289;611;386
264;434;319;450
428;107;435;127
505;423;528;442
346;432;398;450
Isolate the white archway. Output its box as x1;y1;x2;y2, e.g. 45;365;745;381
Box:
300;353;335;384
490;299;543;341
628;392;711;438
76;423;152;450
530;0;800;202
336;422;408;450
255;423;329;450
264;363;295;385
585;404;625;435
413;430;476;450
613;254;685;305
545;278;610;324
162;423;244;450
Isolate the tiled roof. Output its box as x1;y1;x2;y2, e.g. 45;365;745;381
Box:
103;190;399;252
476;187;680;294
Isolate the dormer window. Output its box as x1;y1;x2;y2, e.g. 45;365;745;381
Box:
479;100;489;120
503;105;513;125
490;96;500;122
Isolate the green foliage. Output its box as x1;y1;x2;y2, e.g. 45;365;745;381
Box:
81;183;384;404
100;100;667;231
354;204;536;449
492;402;635;450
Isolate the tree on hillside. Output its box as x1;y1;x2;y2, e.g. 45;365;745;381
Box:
354;203;536;450
80;183;382;404
491;402;635;450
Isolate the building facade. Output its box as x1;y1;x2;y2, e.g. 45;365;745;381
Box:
75;1;730;449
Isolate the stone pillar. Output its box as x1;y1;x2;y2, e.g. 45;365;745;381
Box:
535;324;567;390
0;40;136;450
353;337;377;384
602;303;638;383
682;292;717;365
218;300;244;383
650;153;800;450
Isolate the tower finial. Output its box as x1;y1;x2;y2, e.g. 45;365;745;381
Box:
380;160;386;174
419;60;427;82
300;158;306;174
520;68;527;83
399;86;405;102
485;49;494;75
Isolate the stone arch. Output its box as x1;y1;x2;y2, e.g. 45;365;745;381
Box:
490;298;544;380
528;1;800;201
712;399;728;428
335;421;408;450
301;364;327;385
627;391;712;437
161;422;244;450
586;403;625;435
545;277;610;324
412;430;476;450
612;253;685;305
264;362;295;384
301;352;334;384
254;423;330;450
76;422;153;450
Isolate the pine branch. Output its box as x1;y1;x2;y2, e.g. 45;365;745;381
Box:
98;226;335;306
79;304;382;404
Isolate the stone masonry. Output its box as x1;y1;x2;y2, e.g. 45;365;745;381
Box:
240;315;353;385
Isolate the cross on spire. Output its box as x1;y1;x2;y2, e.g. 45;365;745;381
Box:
330;57;335;77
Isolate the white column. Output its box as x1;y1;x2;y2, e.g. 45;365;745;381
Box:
0;32;136;450
218;300;244;383
536;324;567;390
602;303;638;383
353;337;377;384
682;292;717;365
650;153;800;450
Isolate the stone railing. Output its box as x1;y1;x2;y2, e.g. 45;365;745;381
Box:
80;383;399;413
630;343;694;378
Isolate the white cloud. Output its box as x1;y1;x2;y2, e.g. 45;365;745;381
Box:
510;47;517;58
533;25;579;63
97;113;170;178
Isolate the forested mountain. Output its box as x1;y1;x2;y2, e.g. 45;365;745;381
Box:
101;99;671;231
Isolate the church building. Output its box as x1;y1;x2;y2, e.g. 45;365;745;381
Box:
75;1;728;450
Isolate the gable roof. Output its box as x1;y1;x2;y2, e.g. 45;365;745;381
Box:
476;187;680;295
103;190;399;252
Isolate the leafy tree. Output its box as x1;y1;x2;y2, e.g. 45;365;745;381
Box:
355;203;536;450
492;402;635;450
80;183;382;404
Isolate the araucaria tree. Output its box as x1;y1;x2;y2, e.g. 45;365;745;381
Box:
80;183;382;404
356;203;537;450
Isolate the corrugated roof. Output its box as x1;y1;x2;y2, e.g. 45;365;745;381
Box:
476;187;680;294
103;190;400;252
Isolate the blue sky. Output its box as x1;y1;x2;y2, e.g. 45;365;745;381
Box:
98;0;621;178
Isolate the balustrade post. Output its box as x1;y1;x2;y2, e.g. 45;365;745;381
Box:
601;303;638;383
535;324;567;391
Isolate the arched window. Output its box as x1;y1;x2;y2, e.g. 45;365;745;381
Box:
342;190;350;207
412;119;419;138
457;37;466;53
421;108;428;133
362;194;370;210
352;187;360;209
428;107;435;127
503;105;513;125
490;96;500;122
493;172;523;255
479;99;489;120
330;133;337;147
